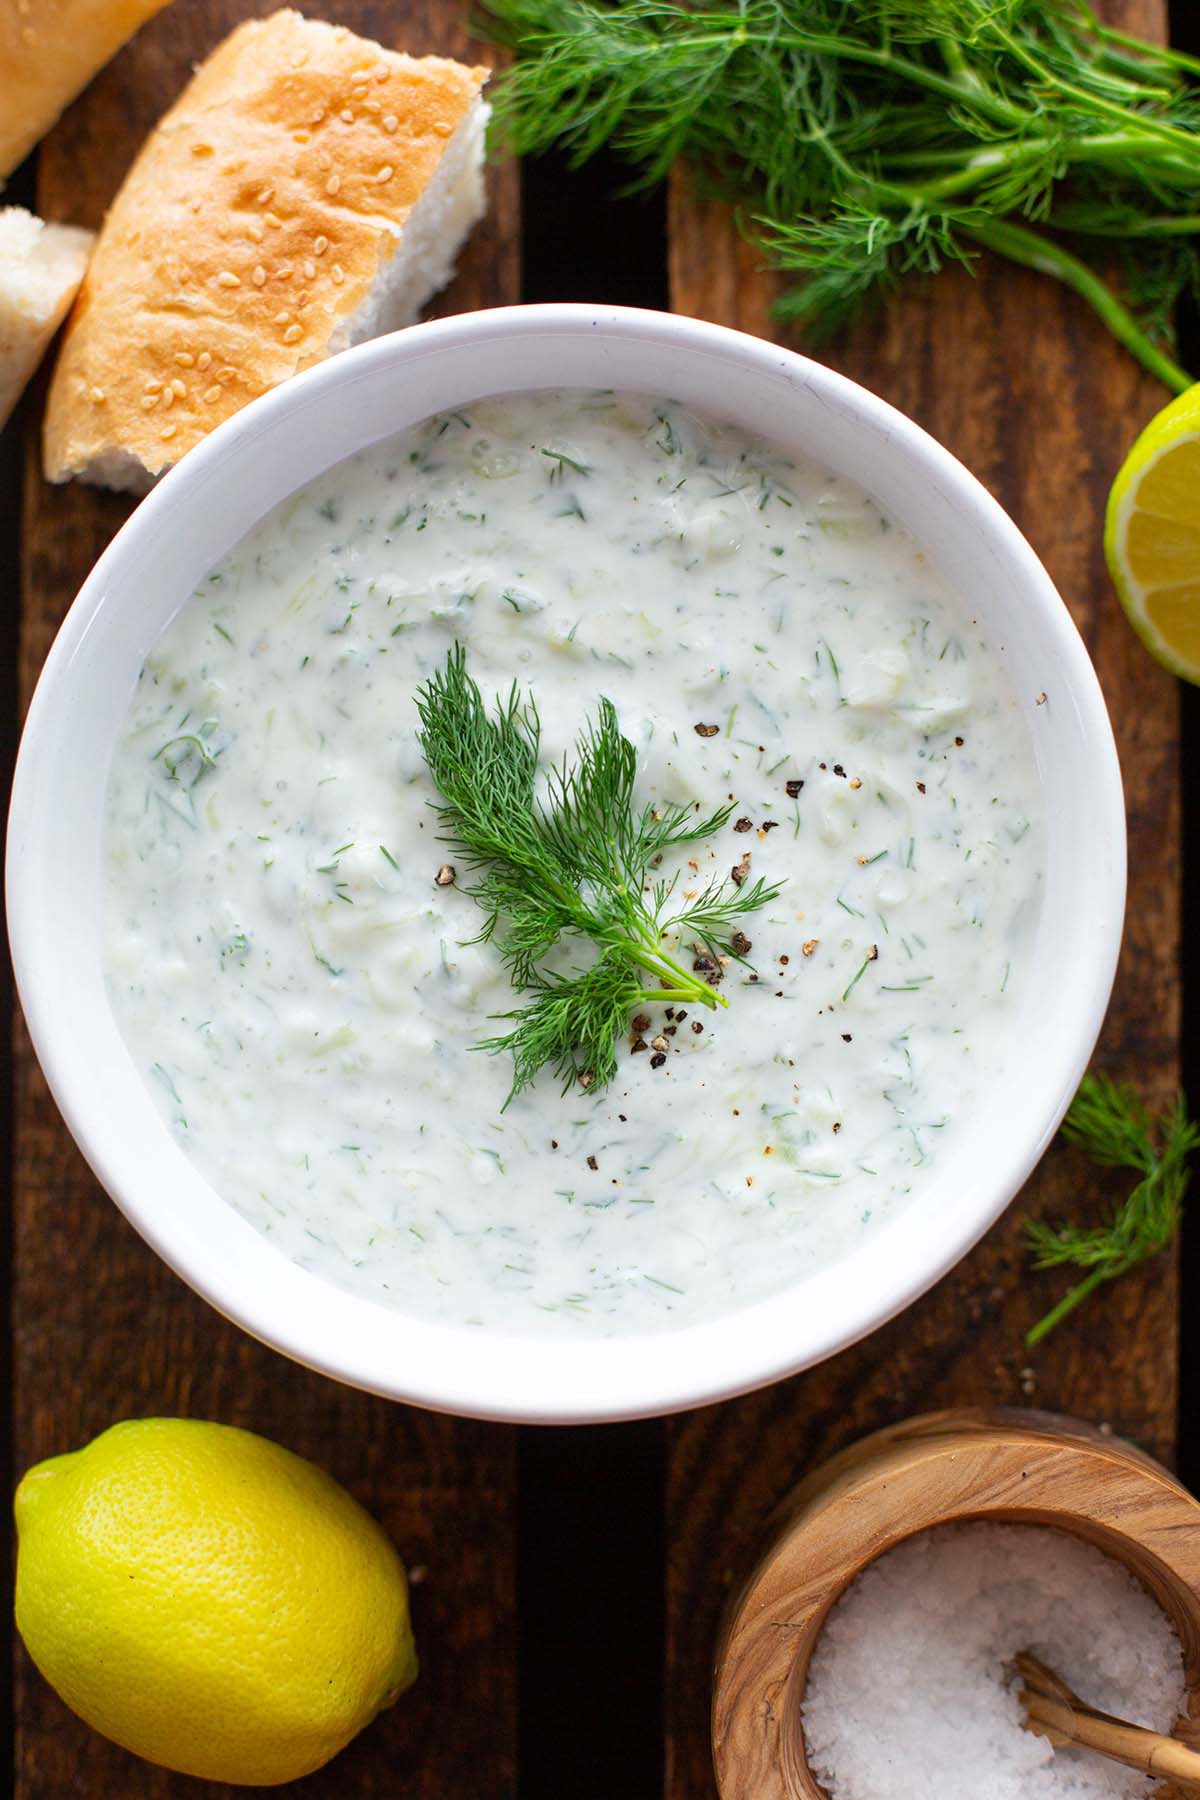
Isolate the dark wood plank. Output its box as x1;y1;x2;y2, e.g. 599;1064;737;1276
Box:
663;3;1181;1794
14;5;520;1797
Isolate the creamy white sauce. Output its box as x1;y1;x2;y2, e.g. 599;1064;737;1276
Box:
103;391;1042;1333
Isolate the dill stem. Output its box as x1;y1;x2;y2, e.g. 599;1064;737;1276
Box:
985;19;1200;155
903;133;1196;204
884;135;1188;176
656;26;1024;129
1025;1265;1110;1349
620;936;727;1009
964;217;1194;394
1090;18;1200;81
637;986;715;1006
1050;212;1200;238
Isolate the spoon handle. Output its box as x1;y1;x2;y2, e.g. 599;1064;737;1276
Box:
1017;1653;1200;1791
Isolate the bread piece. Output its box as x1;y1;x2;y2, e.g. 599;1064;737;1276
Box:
0;0;173;180
43;9;490;492
0;207;93;428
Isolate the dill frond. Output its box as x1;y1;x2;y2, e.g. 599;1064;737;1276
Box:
478;953;643;1098
1024;1073;1200;1347
481;0;1199;391
417;646;784;1101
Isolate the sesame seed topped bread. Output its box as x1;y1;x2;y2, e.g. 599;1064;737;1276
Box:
0;0;173;181
43;9;490;492
0;207;93;430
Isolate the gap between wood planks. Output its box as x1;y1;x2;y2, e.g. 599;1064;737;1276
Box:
516;146;669;1800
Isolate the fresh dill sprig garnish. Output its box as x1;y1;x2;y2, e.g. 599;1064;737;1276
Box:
1024;1073;1200;1348
481;0;1200;391
416;644;783;1101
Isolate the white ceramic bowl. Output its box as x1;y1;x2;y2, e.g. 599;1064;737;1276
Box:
7;305;1125;1423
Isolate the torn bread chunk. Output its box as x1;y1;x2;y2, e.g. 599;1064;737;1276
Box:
0;0;174;182
43;8;490;492
0;208;93;430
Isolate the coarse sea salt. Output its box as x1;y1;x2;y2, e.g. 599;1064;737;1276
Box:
802;1522;1186;1799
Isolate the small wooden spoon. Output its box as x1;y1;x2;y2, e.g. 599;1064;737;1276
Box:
1017;1651;1200;1790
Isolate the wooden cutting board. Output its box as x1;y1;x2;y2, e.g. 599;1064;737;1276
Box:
12;3;1179;1797
663;1;1179;1793
14;6;520;1798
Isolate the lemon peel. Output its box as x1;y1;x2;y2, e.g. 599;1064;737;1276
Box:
14;1418;417;1785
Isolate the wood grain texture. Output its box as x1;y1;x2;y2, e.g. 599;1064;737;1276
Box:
664;4;1181;1796
14;5;519;1797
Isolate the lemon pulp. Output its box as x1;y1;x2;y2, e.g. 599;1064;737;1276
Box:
1105;383;1200;682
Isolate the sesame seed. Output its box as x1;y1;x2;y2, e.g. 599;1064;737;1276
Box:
331;264;344;284
215;270;240;288
318;151;332;171
264;212;282;229
174;352;195;368
160;423;177;440
276;262;293;279
341;109;354;123
89;386;106;403
313;235;329;255
161;387;176;410
310;108;326;126
376;165;393;182
197;351;212;371
252;266;267;286
272;311;290;326
374;65;389;82
303;259;316;279
217;367;236;382
432;120;453;137
257;185;274;204
144;379;161;393
140;395;157;411
190;142;213;157
203;385;222;404
170;378;186;398
246;220;264;242
283;323;303;344
382;115;398;133
363;98;381;113
325;174;341;196
293;130;311;144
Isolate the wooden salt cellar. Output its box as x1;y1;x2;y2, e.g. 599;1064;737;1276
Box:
712;1409;1200;1800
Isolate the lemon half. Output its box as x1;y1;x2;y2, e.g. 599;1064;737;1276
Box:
1105;382;1200;683
14;1419;417;1786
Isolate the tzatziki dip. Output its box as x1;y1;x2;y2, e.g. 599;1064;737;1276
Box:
103;391;1042;1334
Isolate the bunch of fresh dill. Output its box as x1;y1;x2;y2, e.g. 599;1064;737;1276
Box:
1025;1073;1199;1346
481;0;1200;390
416;644;782;1101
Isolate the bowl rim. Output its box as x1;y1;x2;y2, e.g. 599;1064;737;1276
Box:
6;302;1126;1422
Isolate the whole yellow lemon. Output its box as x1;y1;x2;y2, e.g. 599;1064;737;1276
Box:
14;1418;417;1786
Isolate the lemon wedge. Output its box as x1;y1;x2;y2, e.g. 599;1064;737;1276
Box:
1105;383;1200;682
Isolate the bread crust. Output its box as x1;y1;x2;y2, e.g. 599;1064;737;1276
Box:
0;0;172;179
43;9;488;485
